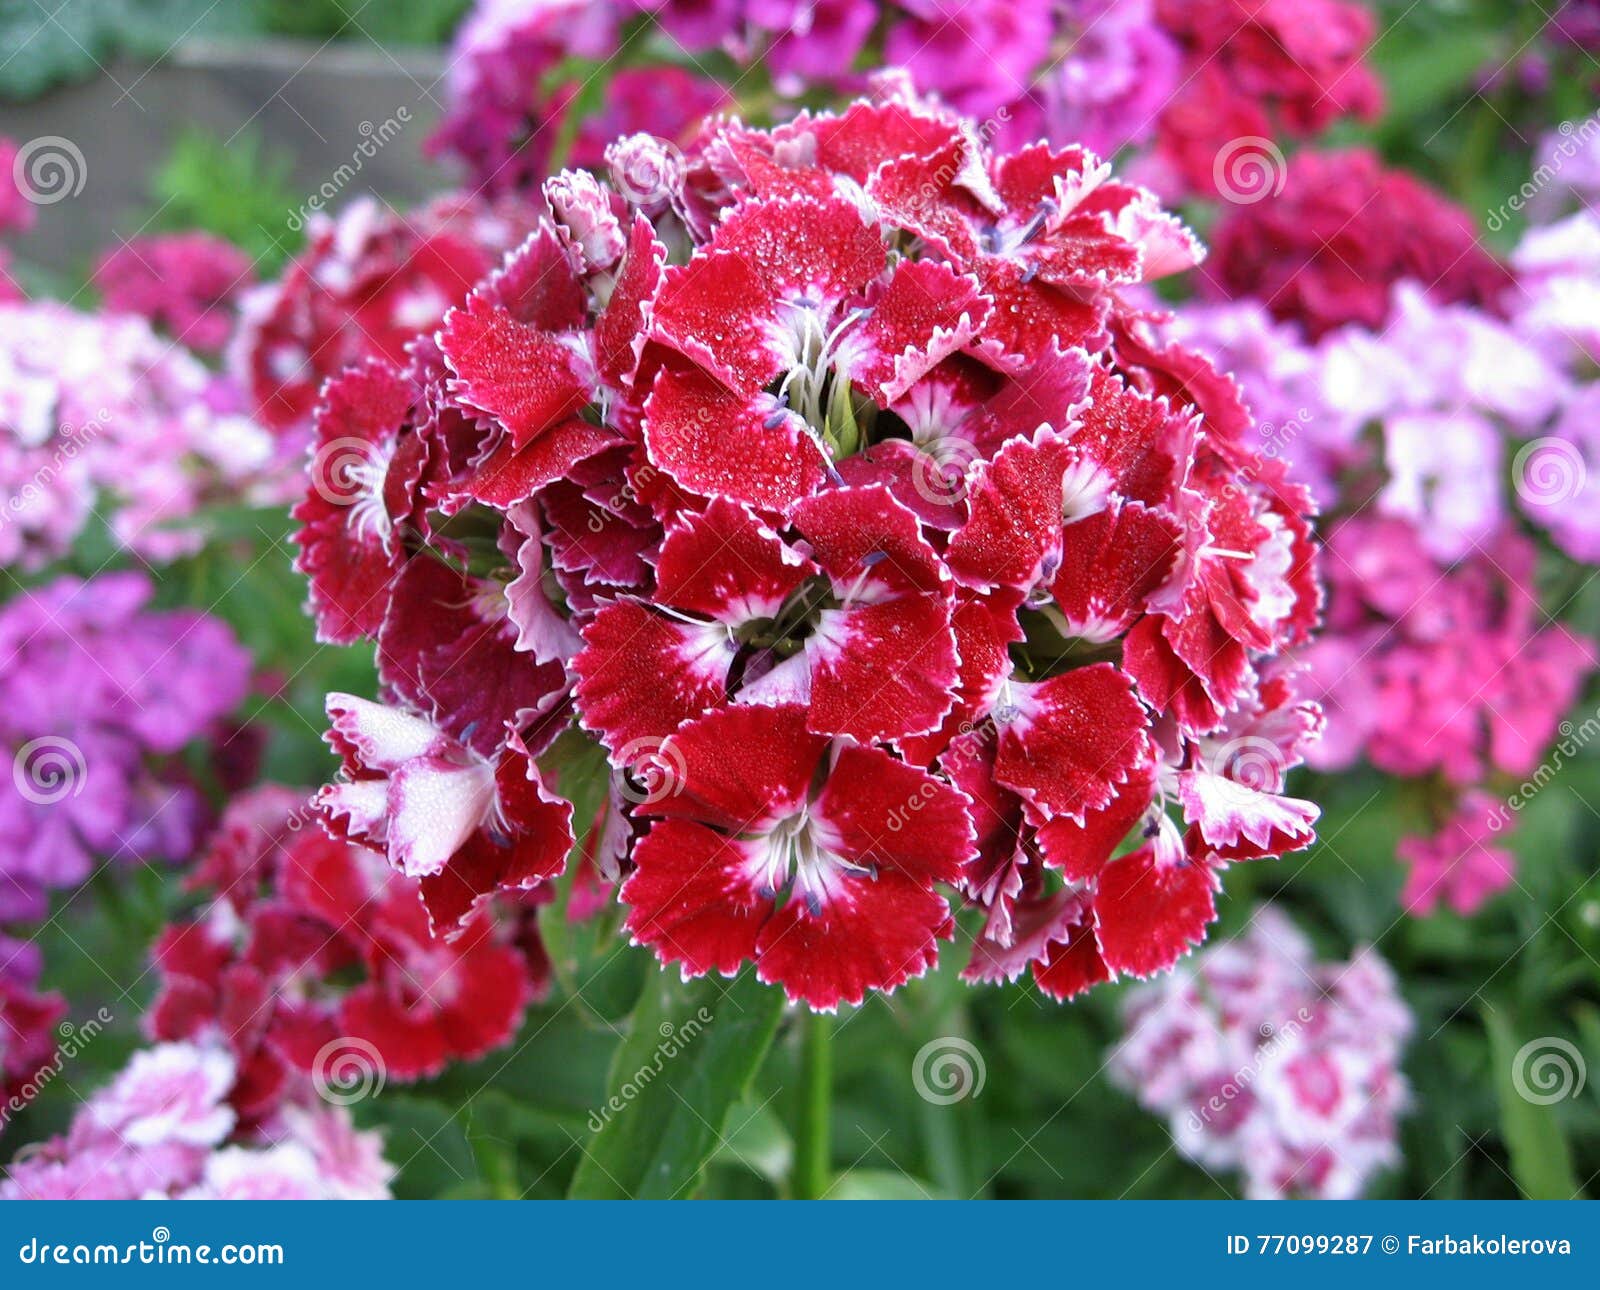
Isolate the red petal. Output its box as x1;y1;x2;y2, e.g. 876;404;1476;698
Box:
644;363;828;512
654;496;817;625
793;483;946;594
996;663;1153;823
1091;847;1218;978
945;430;1076;590
852;260;989;403
756;869;951;1010
622;821;768;978
642;703;824;831
459;417;617;506
1070;367;1190;507
1050;501;1183;640
596;214;666;388
812;744;974;885
477;223;586;330
1033;916;1113;1000
438;294;591;449
573;600;732;757
804;597;958;743
291;358;414;643
1036;757;1157;882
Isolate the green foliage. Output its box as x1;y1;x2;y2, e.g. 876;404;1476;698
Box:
568;967;785;1199
0;0;255;100
253;0;469;45
145;130;303;273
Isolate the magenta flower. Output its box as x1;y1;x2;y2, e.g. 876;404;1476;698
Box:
1113;907;1412;1199
1396;793;1516;918
0;573;250;911
92;232;255;354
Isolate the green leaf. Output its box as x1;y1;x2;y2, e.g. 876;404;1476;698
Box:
827;1169;944;1200
1483;1006;1584;1199
711;1099;793;1187
568;965;784;1199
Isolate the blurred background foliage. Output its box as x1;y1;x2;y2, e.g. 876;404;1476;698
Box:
1;0;1597;1199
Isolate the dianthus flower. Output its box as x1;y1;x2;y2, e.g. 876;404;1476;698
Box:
1181;156;1600;920
0;302;282;568
1147;0;1380;195
1112;907;1412;1199
1207;149;1513;338
232;193;542;436
0;1040;395;1200
431;1;1378;203
0;572;251;916
150;784;552;1125
92;232;255;354
299;94;1325;1009
1396;791;1516;917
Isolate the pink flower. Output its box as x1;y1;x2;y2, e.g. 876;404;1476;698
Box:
1113;907;1412;1199
82;1043;237;1150
1208;149;1512;338
1397;794;1517;918
92;233;254;353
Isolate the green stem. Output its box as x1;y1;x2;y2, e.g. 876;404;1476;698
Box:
793;1010;833;1199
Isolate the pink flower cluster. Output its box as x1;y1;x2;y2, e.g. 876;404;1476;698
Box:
431;0;1381;202
0;573;252;919
150;784;551;1129
1;1041;395;1200
1206;149;1512;338
298;94;1324;1011
1174;152;1600;917
1112;907;1412;1199
0;301;281;569
93;232;256;355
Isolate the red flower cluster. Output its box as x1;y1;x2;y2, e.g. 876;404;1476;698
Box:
234;195;542;435
1152;0;1382;196
297;95;1324;1010
1207;148;1513;337
150;785;548;1127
